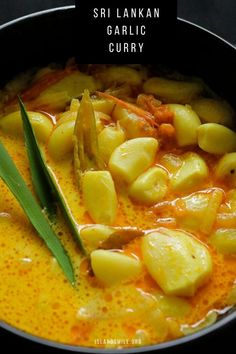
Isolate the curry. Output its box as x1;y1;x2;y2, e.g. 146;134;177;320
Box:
0;63;236;348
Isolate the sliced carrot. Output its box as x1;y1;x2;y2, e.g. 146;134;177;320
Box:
136;94;173;124
158;123;176;139
154;104;174;124
96;91;158;128
137;93;162;114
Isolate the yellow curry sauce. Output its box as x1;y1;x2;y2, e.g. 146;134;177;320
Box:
0;64;236;348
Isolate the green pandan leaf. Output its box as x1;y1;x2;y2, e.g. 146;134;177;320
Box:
0;140;75;284
19;97;56;219
19;97;85;252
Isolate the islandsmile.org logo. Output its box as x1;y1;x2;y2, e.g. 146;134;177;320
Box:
94;338;142;346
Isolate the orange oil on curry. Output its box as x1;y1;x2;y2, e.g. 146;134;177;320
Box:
0;133;236;348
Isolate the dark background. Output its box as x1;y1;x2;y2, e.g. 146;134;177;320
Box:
0;0;235;353
0;0;235;45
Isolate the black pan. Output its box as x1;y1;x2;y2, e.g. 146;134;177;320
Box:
0;5;236;354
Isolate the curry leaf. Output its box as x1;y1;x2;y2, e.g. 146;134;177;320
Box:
18;97;85;253
0;140;75;284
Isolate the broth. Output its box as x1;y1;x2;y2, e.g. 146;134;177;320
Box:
0;63;236;348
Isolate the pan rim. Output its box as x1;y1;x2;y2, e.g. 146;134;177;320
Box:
1;310;236;353
0;5;235;51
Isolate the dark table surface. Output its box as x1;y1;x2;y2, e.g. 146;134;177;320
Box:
0;0;236;353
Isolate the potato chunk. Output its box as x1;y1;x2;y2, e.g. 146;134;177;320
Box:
82;171;118;225
98;125;126;163
159;153;182;174
197;123;236;154
0;111;53;142
177;188;223;234
112;105;155;139
43;72;100;98
154;292;191;317
57;110;77;126
201;189;224;234
91;98;115;115
226;189;236;211
177;192;209;231
109;137;158;183
143;77;203;103
192;98;233;127
181;310;217;335
128;167;168;205
91;250;142;286
142;229;212;296
171;153;209;192
210;229;236;255
48;120;75;159
215;153;236;186
168;104;201;146
97;66;143;87
80;224;114;253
